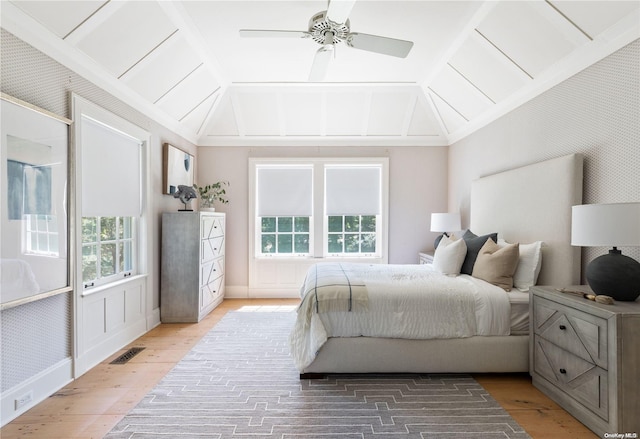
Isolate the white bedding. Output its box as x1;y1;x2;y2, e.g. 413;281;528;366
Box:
290;263;511;371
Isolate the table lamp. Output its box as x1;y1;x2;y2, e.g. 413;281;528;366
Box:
431;213;461;249
571;202;640;301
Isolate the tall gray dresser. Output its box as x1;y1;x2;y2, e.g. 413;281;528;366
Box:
161;212;225;322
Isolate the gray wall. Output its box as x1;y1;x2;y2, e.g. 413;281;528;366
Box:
448;39;640;279
197;145;449;290
0;29;195;393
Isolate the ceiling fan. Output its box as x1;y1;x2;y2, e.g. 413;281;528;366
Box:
239;0;414;81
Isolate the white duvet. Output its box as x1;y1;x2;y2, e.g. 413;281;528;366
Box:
290;263;511;371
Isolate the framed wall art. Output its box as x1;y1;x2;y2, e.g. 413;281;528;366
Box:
1;93;71;308
163;143;194;195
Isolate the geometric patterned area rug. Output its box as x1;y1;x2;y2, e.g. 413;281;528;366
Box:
105;310;531;438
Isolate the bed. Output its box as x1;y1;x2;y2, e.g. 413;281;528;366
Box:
291;153;584;377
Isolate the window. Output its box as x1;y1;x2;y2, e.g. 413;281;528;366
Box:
327;215;376;254
255;165;313;257
73;94;148;292
25;214;59;256
251;158;388;260
260;216;310;254
82;216;135;286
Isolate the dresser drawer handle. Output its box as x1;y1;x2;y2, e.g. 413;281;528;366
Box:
559;368;567;374
559;325;566;330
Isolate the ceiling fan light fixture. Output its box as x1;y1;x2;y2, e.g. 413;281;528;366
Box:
309;11;350;45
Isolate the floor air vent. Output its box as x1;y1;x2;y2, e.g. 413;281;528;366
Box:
110;347;145;364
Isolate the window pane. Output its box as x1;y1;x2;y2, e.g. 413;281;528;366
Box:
294;217;309;232
262;234;276;253
328;216;343;232
294;234;309;253
361;234;376;252
120;241;133;271
119;217;132;239
345;216;359;231
361;215;376;232
278;217;292;232
278;234;292;253
101;243;116;277
261;217;276;233
328;234;343;253
345;234;360;252
82;244;97;282
50;234;59;251
101;217;116;241
38;233;48;251
82;217;97;243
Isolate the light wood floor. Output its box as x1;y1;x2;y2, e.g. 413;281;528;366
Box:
1;299;597;439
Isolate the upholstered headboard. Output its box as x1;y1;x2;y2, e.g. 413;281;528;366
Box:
470;154;583;287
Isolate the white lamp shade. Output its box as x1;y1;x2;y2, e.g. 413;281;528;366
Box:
571;202;640;247
430;213;461;233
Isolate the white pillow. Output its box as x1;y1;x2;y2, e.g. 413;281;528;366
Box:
433;235;467;276
498;239;543;291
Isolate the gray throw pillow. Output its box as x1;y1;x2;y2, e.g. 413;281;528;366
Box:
460;230;498;275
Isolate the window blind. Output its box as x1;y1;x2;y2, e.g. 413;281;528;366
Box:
81;116;141;217
257;166;313;216
325;166;381;215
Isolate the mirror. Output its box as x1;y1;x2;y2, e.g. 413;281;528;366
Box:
163;143;194;195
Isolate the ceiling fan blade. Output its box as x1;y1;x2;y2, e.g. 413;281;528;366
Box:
239;29;310;38
326;0;356;24
309;45;334;81
347;32;413;58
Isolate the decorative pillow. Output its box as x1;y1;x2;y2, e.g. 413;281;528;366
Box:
460;230;498;275
472;239;520;291
432;235;467;276
498;239;543;291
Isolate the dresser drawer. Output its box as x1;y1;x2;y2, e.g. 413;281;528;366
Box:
533;295;608;369
200;258;224;287
201;215;224;239
534;335;608;421
201;236;225;262
201;276;224;310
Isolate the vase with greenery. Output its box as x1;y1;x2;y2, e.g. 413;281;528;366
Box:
193;181;229;211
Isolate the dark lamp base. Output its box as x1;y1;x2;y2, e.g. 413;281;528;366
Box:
586;248;640;301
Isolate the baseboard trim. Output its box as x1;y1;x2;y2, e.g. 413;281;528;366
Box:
225;285;300;299
1;358;73;427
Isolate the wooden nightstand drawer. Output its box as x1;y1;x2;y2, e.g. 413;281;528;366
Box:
533;295;608;369
533;335;608;420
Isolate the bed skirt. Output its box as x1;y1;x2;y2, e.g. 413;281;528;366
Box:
300;335;529;377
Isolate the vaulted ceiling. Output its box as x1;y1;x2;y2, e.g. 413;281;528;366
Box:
3;1;639;146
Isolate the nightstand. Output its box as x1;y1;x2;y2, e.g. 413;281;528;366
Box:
418;252;434;264
529;286;640;437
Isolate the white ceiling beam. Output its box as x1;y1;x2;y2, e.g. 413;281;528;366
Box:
157;0;229;88
420;1;499;88
63;1;127;45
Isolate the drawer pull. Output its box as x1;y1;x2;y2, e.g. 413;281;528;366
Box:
559;368;567;374
559;325;566;330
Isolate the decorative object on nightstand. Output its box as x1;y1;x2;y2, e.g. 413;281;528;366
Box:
571;202;640;301
430;212;461;249
172;185;197;211
194;181;229;212
530;286;640;437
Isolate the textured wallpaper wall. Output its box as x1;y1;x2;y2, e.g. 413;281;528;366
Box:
449;39;640;278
